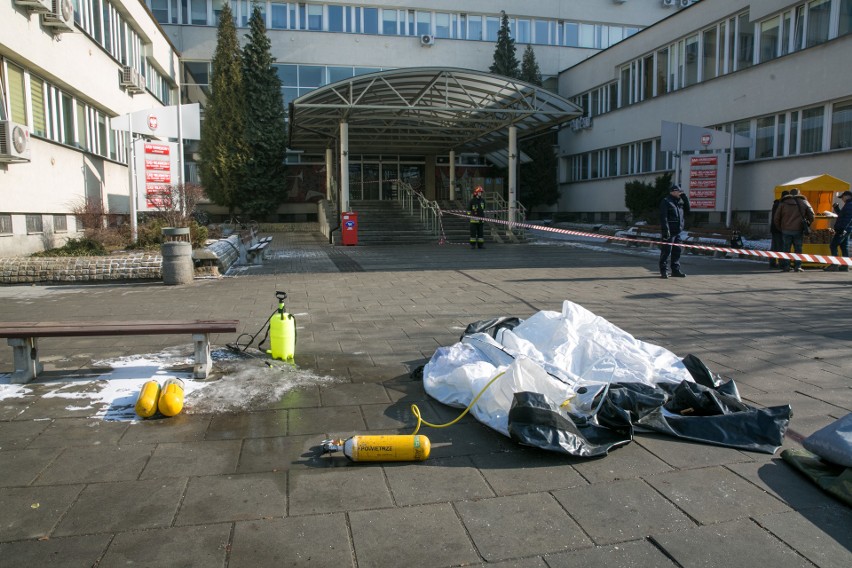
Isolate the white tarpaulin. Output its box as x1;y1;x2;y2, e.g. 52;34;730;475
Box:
424;300;694;436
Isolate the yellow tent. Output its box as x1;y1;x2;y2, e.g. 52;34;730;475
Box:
774;174;851;225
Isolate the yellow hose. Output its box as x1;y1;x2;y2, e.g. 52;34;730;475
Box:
410;370;506;435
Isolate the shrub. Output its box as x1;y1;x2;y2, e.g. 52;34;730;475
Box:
31;237;108;257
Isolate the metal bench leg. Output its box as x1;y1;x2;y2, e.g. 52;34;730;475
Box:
192;333;211;379
8;337;43;384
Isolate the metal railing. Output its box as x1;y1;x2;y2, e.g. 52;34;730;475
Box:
396;181;441;234
456;186;527;240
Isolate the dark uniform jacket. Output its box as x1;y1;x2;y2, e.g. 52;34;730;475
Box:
833;200;852;234
773;195;815;232
468;196;486;222
659;193;690;237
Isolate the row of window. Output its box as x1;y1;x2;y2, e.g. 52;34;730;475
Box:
146;1;640;50
562;98;852;183
2;60;127;162
72;0;173;104
0;214;68;235
183;62;389;107
573;0;852;117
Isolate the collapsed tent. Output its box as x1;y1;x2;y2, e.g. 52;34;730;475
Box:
423;301;791;457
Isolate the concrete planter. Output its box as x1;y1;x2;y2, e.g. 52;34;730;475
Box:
161;228;194;285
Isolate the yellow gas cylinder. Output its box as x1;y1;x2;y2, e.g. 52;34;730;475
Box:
158;378;185;417
322;435;431;462
134;380;161;418
267;312;296;362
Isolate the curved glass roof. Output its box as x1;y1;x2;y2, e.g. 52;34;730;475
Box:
288;67;582;155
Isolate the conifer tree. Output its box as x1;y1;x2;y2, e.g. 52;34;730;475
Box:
489;11;519;79
199;4;247;215
241;4;288;219
519;45;559;209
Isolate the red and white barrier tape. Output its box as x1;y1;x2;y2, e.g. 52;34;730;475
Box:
441;211;852;266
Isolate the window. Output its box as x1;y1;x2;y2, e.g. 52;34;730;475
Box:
841;0;852;36
328;5;344;32
831;99;852;149
0;215;11;235
578;23;594;48
642;55;654;99
190;0;207;26
534;20;548;44
468;15;482;40
801;106;824;153
7;64;27;124
364;7;378;34
514;18;530;43
755;116;775;158
641;141;653;172
328;66;353;83
486;16;500;41
684;35;699;87
759;16;780;62
54;215;68;232
307;4;322;31
417;12;431;36
564;22;578;46
656;48;669;94
806;0;831;47
26;215;43;234
736;12;754;70
271;1;287;29
435;13;450;38
702;27;718;80
790;110;800;154
777;114;787;156
381;9;397;35
30;76;46;137
734;120;751;161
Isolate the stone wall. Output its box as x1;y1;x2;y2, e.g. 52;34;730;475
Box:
0;254;162;284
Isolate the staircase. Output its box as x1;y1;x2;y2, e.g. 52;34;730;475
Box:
436;200;525;244
348;200;436;244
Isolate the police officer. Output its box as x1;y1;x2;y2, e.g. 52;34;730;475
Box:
468;185;486;249
659;184;690;278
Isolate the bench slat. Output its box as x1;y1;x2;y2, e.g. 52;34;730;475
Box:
0;320;238;339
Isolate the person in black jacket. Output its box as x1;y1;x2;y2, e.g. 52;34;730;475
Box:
659;184;690;278
468;185;487;249
826;190;852;271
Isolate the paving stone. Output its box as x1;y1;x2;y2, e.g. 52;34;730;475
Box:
287;405;366;436
0;485;84;541
0;447;62;487
470;450;587;495
25;418;128;448
651;518;812;568
634;434;754;469
175;472;287;525
118;413;211;444
360;400;435;430
571;439;672;483
53;479;186;537
797;387;852;411
34;444;154;485
349;503;479;568
263;385;322;409
471;558;548;568
552;478;693;545
0;419;52;450
237;434;327;474
230;514;353;568
140;440;241;479
0;534;111;566
205;410;288;440
384;456;494;505
288;466;392;515
645;466;791;525
100;524;231;568
544;539;678;568
422;422;515;458
0;397;33;421
455;493;592;562
755;506;852;568
725;458;842;511
320;382;390;406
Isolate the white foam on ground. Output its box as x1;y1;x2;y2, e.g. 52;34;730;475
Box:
0;348;344;422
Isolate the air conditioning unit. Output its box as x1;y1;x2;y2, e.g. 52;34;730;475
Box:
420;34;435;47
41;0;74;33
121;66;145;94
679;0;693;7
0;121;32;162
662;0;676;6
14;0;52;13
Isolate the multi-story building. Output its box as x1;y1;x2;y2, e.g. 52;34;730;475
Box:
558;0;852;229
1;0;179;256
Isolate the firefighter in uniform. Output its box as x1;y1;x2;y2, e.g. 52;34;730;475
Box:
468;186;487;249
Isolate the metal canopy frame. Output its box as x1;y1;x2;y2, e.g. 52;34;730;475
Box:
288;67;582;155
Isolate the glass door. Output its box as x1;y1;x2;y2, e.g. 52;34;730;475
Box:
362;163;380;199
348;163;363;200
381;163;399;200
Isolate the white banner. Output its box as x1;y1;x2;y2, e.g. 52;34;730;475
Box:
134;140;180;211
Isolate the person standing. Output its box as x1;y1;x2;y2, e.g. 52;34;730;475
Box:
826;190;852;271
468;185;487;249
769;190;789;268
659;184;690;278
772;188;815;272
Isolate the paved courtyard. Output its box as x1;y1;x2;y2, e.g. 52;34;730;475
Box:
0;230;850;567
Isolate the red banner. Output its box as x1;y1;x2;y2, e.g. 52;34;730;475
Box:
144;159;170;171
690;169;717;178
690;198;717;209
691;156;717;166
145;171;171;183
690;179;717;188
144;143;170;155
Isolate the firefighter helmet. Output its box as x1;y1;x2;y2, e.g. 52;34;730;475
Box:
474;186;484;195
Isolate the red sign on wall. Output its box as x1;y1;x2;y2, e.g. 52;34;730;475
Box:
691;156;717;166
144;143;170;155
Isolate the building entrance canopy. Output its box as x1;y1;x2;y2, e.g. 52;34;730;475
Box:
288;67;582;155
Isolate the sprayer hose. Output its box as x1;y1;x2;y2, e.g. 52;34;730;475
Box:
410;370;506;436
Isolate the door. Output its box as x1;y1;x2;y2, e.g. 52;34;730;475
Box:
381;163;399;200
362;163;380;200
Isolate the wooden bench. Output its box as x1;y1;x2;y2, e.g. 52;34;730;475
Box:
683;228;738;256
246;241;269;264
1;320;238;384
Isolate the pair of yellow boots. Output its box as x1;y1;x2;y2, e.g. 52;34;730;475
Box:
134;378;185;418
